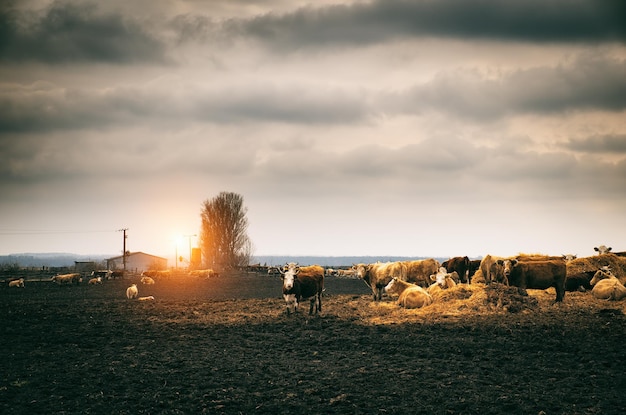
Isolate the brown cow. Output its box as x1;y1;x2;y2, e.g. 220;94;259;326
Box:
468;260;481;281
501;259;567;302
479;255;507;284
279;263;324;315
442;256;470;283
402;258;439;287
353;261;406;301
589;267;626;301
384;278;432;309
52;273;81;285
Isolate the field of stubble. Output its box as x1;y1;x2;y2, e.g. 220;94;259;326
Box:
1;273;625;415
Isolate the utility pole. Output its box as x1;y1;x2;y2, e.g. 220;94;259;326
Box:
118;228;128;272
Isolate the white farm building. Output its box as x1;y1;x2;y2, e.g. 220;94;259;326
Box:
106;252;167;274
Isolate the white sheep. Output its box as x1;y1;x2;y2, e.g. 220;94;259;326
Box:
126;284;138;299
88;276;102;285
8;278;25;288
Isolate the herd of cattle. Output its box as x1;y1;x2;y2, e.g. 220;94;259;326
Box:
4;244;626;315
276;245;626;314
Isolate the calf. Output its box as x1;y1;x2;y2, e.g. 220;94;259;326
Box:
88;277;103;285
565;270;595;292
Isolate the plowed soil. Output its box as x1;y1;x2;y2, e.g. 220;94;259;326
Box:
1;273;625;415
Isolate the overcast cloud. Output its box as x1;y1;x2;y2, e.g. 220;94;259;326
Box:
1;0;625;262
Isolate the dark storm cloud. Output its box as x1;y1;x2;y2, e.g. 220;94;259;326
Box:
0;82;372;134
563;134;626;154
397;55;626;119
0;2;165;63
214;0;626;49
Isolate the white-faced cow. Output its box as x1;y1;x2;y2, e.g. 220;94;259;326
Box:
427;267;458;295
279;263;324;315
500;259;567;302
353;261;406;301
384;278;432;309
594;245;612;255
589;266;626;301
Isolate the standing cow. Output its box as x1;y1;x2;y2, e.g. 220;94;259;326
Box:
353;261;406;301
279;263;324;315
442;256;470;283
402;258;440;287
501;259;567;302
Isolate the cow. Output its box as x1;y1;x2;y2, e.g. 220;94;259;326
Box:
137;296;155;301
140;276;155;285
589;267;626;301
402;259;440;287
562;254;577;263
565;270;595;292
594;245;612;255
91;270;112;280
353;261;406;301
126;284;139;299
500;259;567;302
468;259;481;281
427;268;458;295
88;276;103;285
442;256;470;283
189;269;219;278
110;270;124;279
52;273;81;285
279;263;324;315
384;278;433;309
8;278;25;288
479;255;507;284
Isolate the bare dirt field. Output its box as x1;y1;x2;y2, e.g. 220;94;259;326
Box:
1;273;625;415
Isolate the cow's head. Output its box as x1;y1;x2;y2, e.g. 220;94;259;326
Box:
499;259;518;282
430;267;450;288
594;245;612;255
352;264;369;280
280;264;300;291
562;254;577;262
590;266;614;286
384;278;400;296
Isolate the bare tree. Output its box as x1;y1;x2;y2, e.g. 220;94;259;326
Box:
199;192;253;271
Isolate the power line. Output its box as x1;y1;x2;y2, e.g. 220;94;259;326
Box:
0;229;118;235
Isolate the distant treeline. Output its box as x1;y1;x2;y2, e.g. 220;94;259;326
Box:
0;253;110;268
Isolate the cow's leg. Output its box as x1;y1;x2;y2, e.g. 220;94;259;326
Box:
317;292;322;313
555;284;565;302
309;298;315;315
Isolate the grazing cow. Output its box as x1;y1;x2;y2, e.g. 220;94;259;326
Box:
126;284;139;299
88;276;103;285
384;278;432;309
353;261;406;301
442;256;470;283
403;259;440;287
91;270;112;280
565;270;595;292
427;268;458;295
279;263;324;315
594;245;612;255
140;276;155;285
501;259;567;302
479;255;507;284
8;278;25;288
589;267;626;301
52;273;81;285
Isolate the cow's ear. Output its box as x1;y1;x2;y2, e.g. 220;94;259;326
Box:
512;259;518;266
594;247;599;252
430;274;436;281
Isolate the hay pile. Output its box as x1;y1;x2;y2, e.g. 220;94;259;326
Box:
567;254;626;283
428;283;538;314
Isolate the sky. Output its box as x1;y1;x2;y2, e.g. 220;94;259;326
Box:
1;0;625;263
